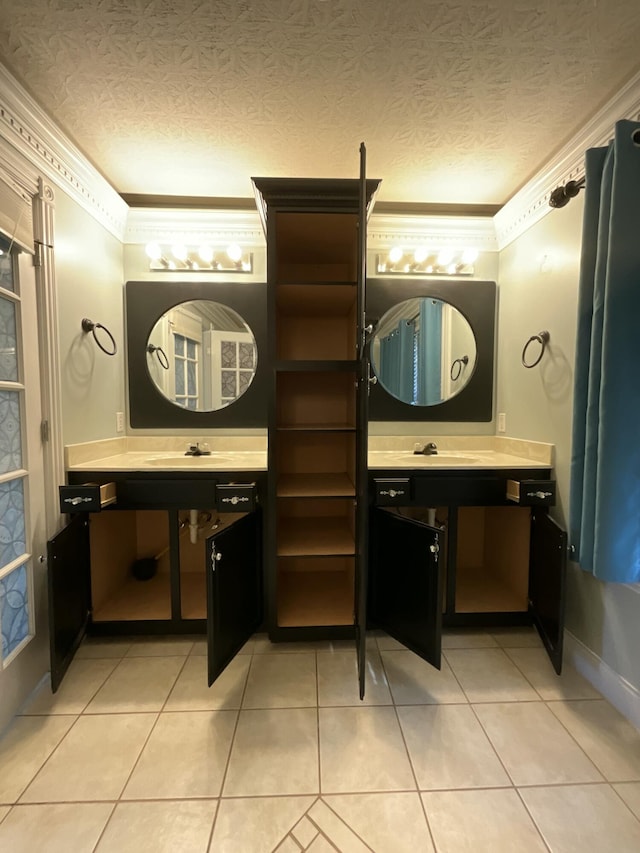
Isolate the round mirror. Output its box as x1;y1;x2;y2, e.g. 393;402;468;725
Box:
146;300;257;411
370;297;476;406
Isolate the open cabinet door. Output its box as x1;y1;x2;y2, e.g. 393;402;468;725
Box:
529;510;567;674
206;512;262;686
47;515;91;692
355;141;370;699
369;508;444;670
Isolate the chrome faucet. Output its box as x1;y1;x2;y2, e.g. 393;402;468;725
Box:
185;441;211;457
413;441;438;456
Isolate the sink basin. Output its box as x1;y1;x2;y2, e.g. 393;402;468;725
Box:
399;452;479;465
145;453;234;466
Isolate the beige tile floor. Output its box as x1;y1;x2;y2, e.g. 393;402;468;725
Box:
1;628;640;852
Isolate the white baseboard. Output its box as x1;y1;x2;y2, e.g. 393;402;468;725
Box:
564;630;640;730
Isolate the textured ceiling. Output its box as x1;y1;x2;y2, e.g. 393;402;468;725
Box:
1;0;640;207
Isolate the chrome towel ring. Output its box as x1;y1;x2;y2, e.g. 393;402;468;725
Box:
81;318;117;356
147;343;170;369
450;355;469;381
522;330;550;368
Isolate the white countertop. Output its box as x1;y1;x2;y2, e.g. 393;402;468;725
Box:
367;450;551;470
66;450;269;473
65;435;553;474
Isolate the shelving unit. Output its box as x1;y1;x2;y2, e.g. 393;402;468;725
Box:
274;209;359;630
252;176;379;639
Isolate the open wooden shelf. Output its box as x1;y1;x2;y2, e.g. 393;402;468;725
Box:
277;517;355;556
277;423;355;432
277;284;356;314
276;371;356;429
277;432;355;476
277;568;354;627
277;472;355;498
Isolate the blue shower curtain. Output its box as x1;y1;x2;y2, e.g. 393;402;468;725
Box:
379;320;414;403
417;298;442;406
569;119;640;583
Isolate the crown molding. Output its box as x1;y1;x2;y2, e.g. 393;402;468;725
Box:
124;207;265;246
0;64;128;240
494;68;640;250
368;213;498;252
2;57;639;254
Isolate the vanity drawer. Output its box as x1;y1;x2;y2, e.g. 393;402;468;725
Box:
117;479;217;508
215;483;257;512
59;482;116;513
373;478;412;505
506;479;556;506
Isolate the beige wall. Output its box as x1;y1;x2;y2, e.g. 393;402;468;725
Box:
55;189;124;444
498;198;640;693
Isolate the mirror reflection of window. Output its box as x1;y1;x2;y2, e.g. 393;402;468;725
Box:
146;300;258;412
371;297;476;406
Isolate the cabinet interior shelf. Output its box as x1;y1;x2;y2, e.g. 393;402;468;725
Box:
277;284;356;314
276;423;356;432
277;473;355;498
277;517;355;556
275;361;358;372
277;570;354;627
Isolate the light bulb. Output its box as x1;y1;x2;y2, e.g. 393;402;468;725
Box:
227;243;242;263
413;247;429;263
437;249;454;266
388;246;403;264
461;248;478;264
172;244;188;262
198;245;214;264
145;242;162;261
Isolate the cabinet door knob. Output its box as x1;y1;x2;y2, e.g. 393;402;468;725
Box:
429;543;439;555
211;548;223;570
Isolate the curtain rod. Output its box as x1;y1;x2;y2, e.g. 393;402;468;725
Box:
549;177;586;208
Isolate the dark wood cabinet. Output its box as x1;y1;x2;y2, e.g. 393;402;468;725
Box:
369;469;567;673
252;161;380;701
48;472;264;691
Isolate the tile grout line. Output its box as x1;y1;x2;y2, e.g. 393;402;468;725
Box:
207;644;255;845
609;782;640;828
541;697;621;782
316;651;322;799
313;795;377;852
377;636;439;853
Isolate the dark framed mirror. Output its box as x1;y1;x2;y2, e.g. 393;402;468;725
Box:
126;281;268;428
367;279;496;422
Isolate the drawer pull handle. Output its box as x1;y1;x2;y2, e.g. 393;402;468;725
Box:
379;489;405;498
527;490;553;499
221;495;250;505
64;496;92;506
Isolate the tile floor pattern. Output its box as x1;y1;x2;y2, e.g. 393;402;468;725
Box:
1;628;640;851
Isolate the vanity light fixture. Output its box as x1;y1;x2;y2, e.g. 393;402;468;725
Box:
376;246;479;276
144;242;254;273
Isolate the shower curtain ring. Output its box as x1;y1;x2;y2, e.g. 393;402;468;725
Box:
522;331;550;368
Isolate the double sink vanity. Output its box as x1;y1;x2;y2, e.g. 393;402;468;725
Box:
50;176;566;697
50;433;565;694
